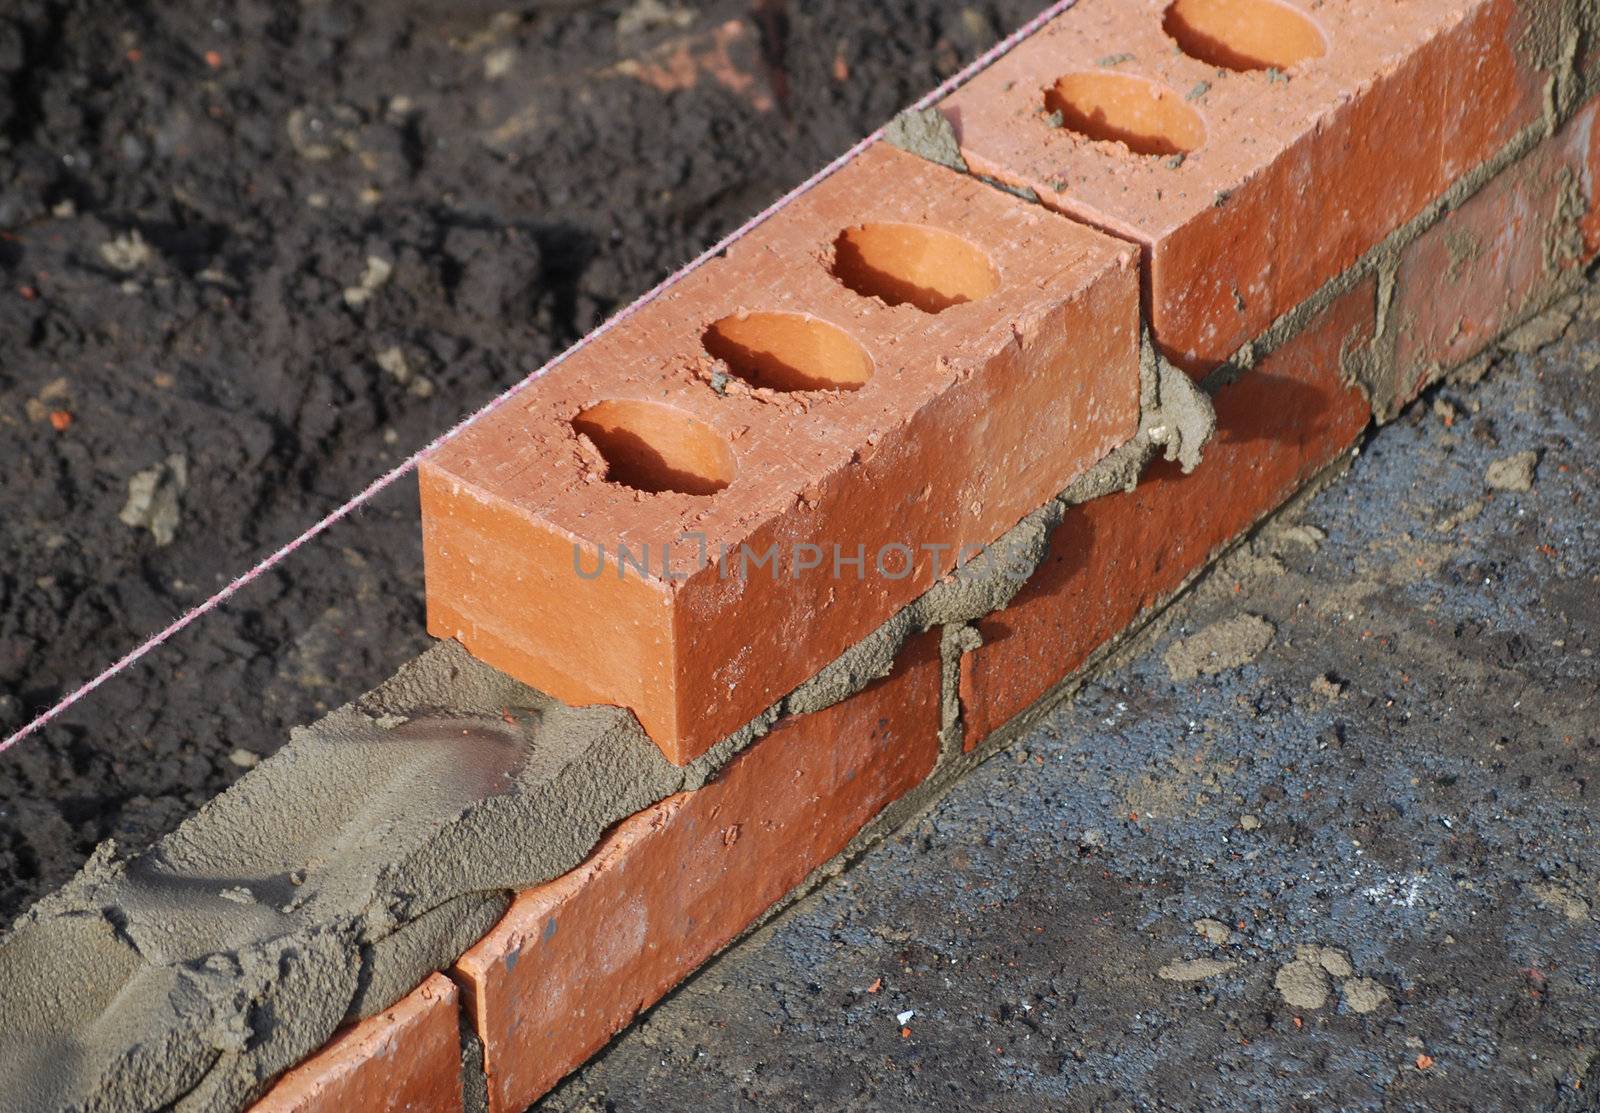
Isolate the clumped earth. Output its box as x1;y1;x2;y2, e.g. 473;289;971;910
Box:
548;310;1600;1112
0;0;1040;921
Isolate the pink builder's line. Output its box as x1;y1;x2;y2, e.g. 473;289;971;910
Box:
0;0;1079;758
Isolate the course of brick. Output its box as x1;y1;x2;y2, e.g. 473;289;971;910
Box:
1;2;1596;1111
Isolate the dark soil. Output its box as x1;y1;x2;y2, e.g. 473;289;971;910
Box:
0;0;1045;923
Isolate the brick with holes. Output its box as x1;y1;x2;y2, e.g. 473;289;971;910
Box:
942;0;1552;375
421;141;1139;765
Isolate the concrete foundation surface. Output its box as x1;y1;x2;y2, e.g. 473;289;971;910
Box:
543;296;1600;1112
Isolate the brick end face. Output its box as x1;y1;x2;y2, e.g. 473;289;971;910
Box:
248;974;464;1113
959;279;1377;748
454;630;943;1113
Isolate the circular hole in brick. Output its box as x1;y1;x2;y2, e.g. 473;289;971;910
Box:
1163;0;1326;71
830;223;999;314
703;312;874;393
1045;72;1205;157
573;400;734;496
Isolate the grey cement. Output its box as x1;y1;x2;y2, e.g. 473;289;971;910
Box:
540;272;1600;1113
0;652;695;1111
884;107;968;174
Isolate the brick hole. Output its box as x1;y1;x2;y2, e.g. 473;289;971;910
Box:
1163;0;1326;71
703;312;874;392
572;399;734;495
1044;72;1205;157
830;222;999;313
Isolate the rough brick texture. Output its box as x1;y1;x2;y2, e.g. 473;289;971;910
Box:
943;0;1549;374
422;140;1139;764
248;975;463;1113
1378;95;1600;416
959;281;1376;746
454;631;942;1113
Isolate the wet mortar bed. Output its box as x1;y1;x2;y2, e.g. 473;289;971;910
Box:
544;321;1599;1111
0;0;1044;921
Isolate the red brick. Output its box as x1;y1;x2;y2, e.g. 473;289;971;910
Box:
1384;95;1600;413
422;141;1139;765
249;975;462;1113
453;631;942;1113
959;280;1376;747
942;0;1549;374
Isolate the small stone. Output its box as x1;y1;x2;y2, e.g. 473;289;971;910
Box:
119;455;188;546
1193;918;1230;945
1342;977;1389;1014
1274;955;1330;1009
1163;614;1276;681
1484;451;1537;492
1302;944;1351;978
1310;673;1344;699
484;46;516;79
1158;957;1235;982
24;376;70;424
375;345;410;383
1239;814;1261;831
99;230;153;273
343;255;393;309
228;748;260;769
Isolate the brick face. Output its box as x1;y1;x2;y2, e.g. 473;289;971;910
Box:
248;975;463;1113
453;631;943;1113
943;0;1549;374
959;280;1376;747
1381;96;1600;415
422;141;1140;765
